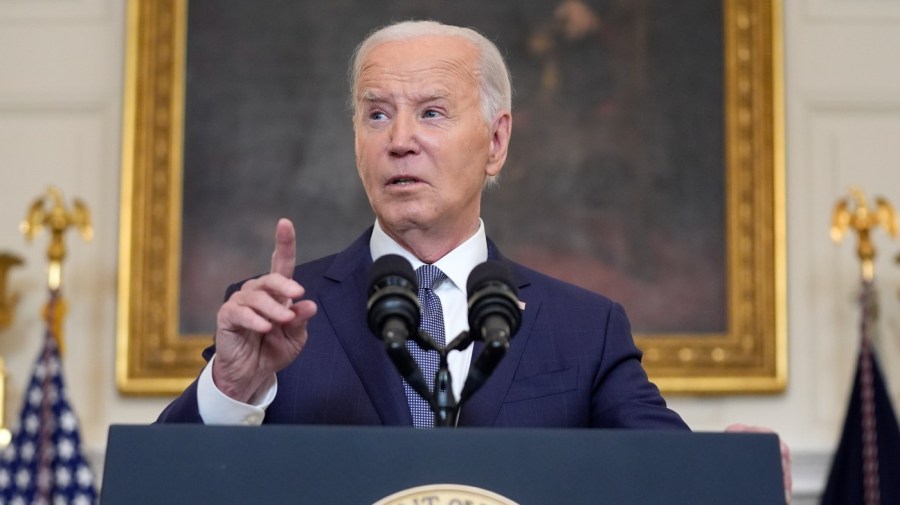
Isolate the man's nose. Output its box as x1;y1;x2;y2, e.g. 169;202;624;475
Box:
388;114;420;156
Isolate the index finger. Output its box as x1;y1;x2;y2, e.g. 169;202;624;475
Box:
270;218;297;278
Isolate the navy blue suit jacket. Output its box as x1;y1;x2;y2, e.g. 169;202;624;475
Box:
158;228;687;430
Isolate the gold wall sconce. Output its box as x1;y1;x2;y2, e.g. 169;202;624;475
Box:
896;251;900;300
0;252;23;331
0;252;23;447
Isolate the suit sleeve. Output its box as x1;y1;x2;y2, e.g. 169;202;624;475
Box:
589;303;689;430
156;380;204;423
155;281;242;424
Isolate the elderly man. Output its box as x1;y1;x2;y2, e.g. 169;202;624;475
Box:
159;18;791;500
157;22;790;500
158;19;686;429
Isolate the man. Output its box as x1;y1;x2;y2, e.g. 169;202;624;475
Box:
160;22;687;429
159;17;791;500
156;21;790;499
158;19;685;428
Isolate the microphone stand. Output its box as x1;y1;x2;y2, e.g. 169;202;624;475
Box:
433;349;457;427
418;329;508;428
414;328;468;428
369;257;518;428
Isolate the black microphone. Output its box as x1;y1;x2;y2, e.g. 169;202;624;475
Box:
367;254;419;341
366;254;431;402
460;261;521;401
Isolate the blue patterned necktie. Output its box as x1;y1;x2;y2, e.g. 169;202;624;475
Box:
405;264;447;428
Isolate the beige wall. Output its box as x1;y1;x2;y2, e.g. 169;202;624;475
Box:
2;1;900;501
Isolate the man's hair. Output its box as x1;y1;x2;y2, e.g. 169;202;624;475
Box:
348;20;513;125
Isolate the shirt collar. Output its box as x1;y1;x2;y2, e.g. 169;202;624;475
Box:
369;219;488;292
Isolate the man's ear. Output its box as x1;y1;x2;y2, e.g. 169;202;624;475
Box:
485;112;512;177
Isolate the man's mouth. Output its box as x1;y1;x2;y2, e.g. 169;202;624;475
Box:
387;176;422;186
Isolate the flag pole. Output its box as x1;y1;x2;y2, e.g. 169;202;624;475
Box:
826;188;899;505
0;187;99;503
19;187;93;357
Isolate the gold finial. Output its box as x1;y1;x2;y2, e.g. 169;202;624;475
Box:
0;253;24;330
20;187;93;291
830;187;898;281
19;187;92;356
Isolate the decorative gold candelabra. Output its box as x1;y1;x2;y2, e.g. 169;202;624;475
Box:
20;187;93;355
830;187;898;281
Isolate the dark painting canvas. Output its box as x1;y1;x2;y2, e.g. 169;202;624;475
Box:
179;0;726;335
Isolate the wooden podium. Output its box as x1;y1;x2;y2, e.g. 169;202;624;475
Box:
100;425;785;504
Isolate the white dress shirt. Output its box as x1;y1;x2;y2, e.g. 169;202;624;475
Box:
197;220;487;425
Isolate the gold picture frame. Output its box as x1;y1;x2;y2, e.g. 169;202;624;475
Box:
117;0;785;395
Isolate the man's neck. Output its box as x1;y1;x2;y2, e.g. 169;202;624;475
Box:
379;219;481;264
370;219;488;295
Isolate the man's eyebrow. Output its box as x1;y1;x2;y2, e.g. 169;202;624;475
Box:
359;91;383;103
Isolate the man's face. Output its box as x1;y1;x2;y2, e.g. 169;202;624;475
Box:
353;36;509;246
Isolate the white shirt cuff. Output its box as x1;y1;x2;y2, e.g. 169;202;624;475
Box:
197;354;277;425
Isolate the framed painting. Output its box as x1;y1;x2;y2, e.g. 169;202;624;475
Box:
117;0;785;394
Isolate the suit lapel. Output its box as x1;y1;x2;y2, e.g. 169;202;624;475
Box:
317;230;412;426
314;232;537;427
459;241;538;426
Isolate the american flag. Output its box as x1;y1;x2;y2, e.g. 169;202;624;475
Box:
0;292;97;505
821;280;900;505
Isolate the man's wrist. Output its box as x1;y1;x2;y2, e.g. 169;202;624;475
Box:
210;355;271;404
197;355;277;425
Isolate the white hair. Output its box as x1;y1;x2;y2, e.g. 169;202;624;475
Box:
348;20;513;126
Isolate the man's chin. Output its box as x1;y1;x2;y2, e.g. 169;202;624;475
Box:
377;209;435;234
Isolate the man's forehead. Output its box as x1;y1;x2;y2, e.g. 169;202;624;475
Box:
355;43;478;105
358;36;478;78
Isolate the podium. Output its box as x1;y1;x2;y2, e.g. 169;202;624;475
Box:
100;424;785;504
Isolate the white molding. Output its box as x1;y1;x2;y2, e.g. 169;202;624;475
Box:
804;0;900;22
0;97;113;113
792;449;831;503
793;96;900;420
0;0;110;22
0;103;122;457
86;445;105;488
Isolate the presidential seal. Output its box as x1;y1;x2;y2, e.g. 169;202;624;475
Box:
373;484;519;505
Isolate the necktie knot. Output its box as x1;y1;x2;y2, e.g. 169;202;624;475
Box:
416;264;446;292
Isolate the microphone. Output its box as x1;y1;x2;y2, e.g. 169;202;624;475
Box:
367;254;419;342
460;261;521;401
366;254;431;402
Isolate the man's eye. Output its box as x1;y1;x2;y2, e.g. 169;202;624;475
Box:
370;111;386;121
422;109;441;119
